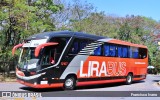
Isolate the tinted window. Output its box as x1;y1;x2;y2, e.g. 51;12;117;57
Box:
93;46;102;56
139;48;147;59
104;44;110;56
85;41;148;60
118;46;123;57
117;45;129;58
109;45;116;57
41;46;55;65
104;44;117;57
129;47;147;59
68;38;92;55
122;46;128;58
130;47;139;58
70;42;79;54
80;42;87;51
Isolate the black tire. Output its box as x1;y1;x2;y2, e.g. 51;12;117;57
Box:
64;76;76;90
126;73;133;85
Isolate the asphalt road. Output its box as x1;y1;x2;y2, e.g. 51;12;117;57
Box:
0;74;160;100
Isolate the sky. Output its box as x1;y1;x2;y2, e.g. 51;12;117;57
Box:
84;0;160;21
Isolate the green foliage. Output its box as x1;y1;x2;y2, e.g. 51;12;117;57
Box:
0;0;62;75
117;16;160;68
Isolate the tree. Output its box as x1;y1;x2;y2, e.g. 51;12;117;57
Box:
53;0;95;31
117;15;160;70
118;15;148;44
0;0;62;77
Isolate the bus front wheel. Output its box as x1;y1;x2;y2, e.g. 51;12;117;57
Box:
64;76;76;90
126;73;133;85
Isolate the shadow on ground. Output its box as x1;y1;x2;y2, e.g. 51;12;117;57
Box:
152;80;160;82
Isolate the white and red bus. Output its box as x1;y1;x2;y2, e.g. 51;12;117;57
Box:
12;31;148;90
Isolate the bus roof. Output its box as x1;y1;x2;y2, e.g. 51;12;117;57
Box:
26;31;106;41
26;31;147;48
107;39;147;48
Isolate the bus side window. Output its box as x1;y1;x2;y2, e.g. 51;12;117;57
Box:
130;47;139;59
139;48;147;59
41;51;50;65
118;46;123;57
104;44;109;56
50;49;55;64
70;42;79;54
117;45;129;58
41;47;55;65
109;45;116;57
129;47;132;58
69;39;92;55
122;46;128;58
79;39;92;51
80;42;87;51
93;46;102;56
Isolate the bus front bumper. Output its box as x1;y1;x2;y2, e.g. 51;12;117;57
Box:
16;70;64;89
17;79;63;88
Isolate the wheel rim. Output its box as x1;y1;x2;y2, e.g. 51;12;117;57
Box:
65;78;73;87
127;75;132;83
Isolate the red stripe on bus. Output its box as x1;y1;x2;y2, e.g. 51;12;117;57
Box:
77;79;125;86
133;77;146;81
17;79;63;88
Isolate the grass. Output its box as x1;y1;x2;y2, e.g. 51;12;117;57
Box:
0;73;16;82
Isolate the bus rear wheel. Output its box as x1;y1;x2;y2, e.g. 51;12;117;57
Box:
126;73;133;85
64;76;76;90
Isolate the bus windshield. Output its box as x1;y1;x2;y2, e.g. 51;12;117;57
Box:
18;47;39;70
